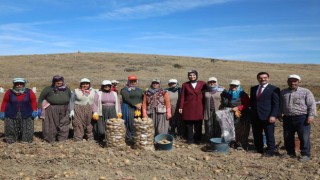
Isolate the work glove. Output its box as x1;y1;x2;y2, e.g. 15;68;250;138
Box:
32;111;38;119
235;110;241;119
69;110;75;119
117;113;122;119
0;112;5;120
134;109;141;117
92;112;99;121
37;108;42;118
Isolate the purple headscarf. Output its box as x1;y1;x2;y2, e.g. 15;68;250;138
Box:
51;75;67;91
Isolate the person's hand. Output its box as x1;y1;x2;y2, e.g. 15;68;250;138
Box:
37;108;42;118
307;116;314;124
69;110;75;119
166;112;172;120
92;112;99;121
179;109;183;114
32;111;38;119
135;103;142;110
268;116;276;123
0;112;5;120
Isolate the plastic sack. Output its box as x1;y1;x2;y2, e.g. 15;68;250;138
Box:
0;87;4;93
215;108;235;142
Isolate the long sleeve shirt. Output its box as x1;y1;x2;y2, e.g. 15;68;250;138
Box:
280;87;317;118
37;86;71;108
235;93;250;111
120;87;143;107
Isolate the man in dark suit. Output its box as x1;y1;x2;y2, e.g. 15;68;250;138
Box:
250;72;280;156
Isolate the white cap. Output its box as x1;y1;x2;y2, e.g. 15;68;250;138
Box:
288;74;301;80
80;78;90;83
168;79;178;84
111;80;119;84
208;77;218;82
152;78;160;83
230;80;241;85
13;78;26;84
101;80;112;85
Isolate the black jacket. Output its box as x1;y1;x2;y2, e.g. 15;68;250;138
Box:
250;84;280;120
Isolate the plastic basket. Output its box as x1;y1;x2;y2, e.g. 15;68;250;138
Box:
210;138;229;153
154;134;174;150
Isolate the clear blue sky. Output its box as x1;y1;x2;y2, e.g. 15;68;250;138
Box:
1;0;319;64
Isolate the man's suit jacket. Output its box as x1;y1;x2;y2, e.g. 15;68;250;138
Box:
250;84;280;121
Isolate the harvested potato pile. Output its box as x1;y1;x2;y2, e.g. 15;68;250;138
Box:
158;140;171;144
106;118;126;148
134;117;154;150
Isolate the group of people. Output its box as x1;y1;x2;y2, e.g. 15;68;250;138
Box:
0;71;317;162
250;72;317;162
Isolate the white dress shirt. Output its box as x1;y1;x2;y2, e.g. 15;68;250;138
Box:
256;83;268;97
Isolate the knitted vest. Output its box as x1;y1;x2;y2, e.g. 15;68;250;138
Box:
5;89;32;119
74;89;95;106
96;91;119;116
145;89;166;114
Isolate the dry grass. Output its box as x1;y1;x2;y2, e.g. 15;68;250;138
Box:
0;52;319;99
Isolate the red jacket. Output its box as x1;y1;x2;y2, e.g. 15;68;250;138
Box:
179;81;206;121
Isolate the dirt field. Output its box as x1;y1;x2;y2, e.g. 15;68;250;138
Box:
0;53;319;180
0;118;319;180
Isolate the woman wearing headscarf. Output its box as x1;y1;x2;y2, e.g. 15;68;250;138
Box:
37;75;72;143
179;70;207;144
222;80;250;150
120;75;144;145
203;77;227;142
92;80;121;142
69;78;96;141
111;80;120;94
0;78;37;143
142;79;171;136
165;79;183;137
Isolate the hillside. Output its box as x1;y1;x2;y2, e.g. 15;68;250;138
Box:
0;52;319;99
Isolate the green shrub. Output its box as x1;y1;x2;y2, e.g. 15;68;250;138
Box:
124;67;140;72
173;64;182;69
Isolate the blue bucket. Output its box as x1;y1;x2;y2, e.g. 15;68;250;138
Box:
154;134;174;150
210;138;229;153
